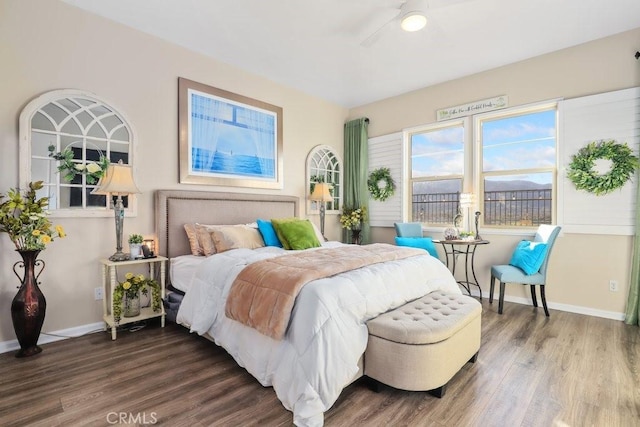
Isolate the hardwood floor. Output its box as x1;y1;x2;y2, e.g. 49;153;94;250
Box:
1;299;638;427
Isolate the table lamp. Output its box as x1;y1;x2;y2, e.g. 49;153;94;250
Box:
309;182;333;240
92;160;141;261
459;193;474;234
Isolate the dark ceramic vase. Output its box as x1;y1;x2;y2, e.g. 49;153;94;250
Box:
11;249;46;358
351;229;361;245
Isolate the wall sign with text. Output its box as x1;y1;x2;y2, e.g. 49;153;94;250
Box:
436;96;508;121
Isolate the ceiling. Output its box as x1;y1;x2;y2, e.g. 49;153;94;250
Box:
61;0;640;108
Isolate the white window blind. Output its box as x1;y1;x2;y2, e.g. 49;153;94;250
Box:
558;86;639;235
368;132;404;227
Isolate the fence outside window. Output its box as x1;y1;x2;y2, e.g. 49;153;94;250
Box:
412;188;552;226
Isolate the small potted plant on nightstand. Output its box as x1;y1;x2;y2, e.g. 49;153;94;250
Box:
128;234;143;259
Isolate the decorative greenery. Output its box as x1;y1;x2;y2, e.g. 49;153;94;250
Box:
310;175;335;196
309;175;325;194
128;234;143;244
367;167;396;201
48;144;110;185
459;231;475;239
340;207;367;230
567;140;639;196
112;272;162;323
0;181;66;250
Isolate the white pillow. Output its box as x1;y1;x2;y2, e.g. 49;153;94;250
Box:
309;220;325;243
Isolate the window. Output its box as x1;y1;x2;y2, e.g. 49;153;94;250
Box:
477;104;557;227
306;145;341;214
409;121;465;224
19;90;136;217
405;102;557;230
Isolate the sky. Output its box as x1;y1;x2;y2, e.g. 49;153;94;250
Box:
411;109;556;184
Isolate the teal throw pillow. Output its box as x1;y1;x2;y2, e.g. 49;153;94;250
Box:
395;236;439;259
509;240;548;275
257;219;282;248
271;218;321;250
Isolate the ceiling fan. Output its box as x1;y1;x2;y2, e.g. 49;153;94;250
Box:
360;0;472;47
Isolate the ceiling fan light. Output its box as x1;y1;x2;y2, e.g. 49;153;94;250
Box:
401;12;427;32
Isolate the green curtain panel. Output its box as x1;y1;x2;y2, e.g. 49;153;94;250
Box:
624;174;640;326
343;118;369;244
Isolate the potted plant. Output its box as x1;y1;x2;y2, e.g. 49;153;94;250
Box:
340;207;367;245
128;234;143;259
0;181;66;357
459;231;475;241
112;272;161;320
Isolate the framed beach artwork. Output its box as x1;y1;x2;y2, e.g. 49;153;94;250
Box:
178;78;283;188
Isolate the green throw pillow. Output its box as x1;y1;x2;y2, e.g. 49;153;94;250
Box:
271;218;321;250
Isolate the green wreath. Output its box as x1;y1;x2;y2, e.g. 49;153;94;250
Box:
567;140;639;196
368;167;396;201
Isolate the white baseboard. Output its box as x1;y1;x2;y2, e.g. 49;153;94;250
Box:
1;293;627;355
474;290;626;321
0;322;104;355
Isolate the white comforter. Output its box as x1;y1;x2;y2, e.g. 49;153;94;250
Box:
177;242;460;426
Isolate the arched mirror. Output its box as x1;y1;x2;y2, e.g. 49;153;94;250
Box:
19;89;137;217
306;145;342;214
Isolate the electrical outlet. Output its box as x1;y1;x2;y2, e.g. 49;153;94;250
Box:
94;287;104;300
609;280;618;292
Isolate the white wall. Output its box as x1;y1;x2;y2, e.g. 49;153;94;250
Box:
350;27;640;317
0;0;348;344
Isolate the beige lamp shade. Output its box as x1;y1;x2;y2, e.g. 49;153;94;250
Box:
91;162;140;196
310;183;334;202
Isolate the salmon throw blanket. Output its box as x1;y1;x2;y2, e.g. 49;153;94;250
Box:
224;243;425;340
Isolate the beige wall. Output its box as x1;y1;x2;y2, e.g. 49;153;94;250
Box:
1;1;637;347
0;0;348;343
352;28;640;317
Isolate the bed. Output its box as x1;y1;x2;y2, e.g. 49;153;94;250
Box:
155;189;460;427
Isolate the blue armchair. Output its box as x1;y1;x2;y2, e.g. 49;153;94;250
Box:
393;222;439;259
489;224;561;316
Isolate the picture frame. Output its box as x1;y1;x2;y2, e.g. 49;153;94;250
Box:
178;77;283;189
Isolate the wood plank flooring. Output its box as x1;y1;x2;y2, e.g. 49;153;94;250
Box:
1;299;638;427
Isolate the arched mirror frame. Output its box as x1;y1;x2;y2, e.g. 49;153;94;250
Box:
19;89;138;218
306;145;342;215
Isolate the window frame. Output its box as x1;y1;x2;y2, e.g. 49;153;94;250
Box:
406;118;470;227
404;100;559;233
19;89;138;218
473;101;558;229
305;145;342;215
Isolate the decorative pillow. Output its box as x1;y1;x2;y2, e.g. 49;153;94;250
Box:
269;218;296;250
509;240;548;275
271;218;321;250
210;226;265;253
195;224;219;256
257;219;283;247
309;220;325;243
184;223;203;256
395;236;439;259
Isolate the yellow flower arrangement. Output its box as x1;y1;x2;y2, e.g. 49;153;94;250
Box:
339;207;367;230
0;181;66;250
112;271;162;322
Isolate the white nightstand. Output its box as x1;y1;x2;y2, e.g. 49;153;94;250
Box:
100;256;167;340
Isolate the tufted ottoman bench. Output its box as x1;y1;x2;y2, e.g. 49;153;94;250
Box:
364;291;481;397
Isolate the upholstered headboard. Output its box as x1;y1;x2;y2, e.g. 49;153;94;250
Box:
155;190;299;259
